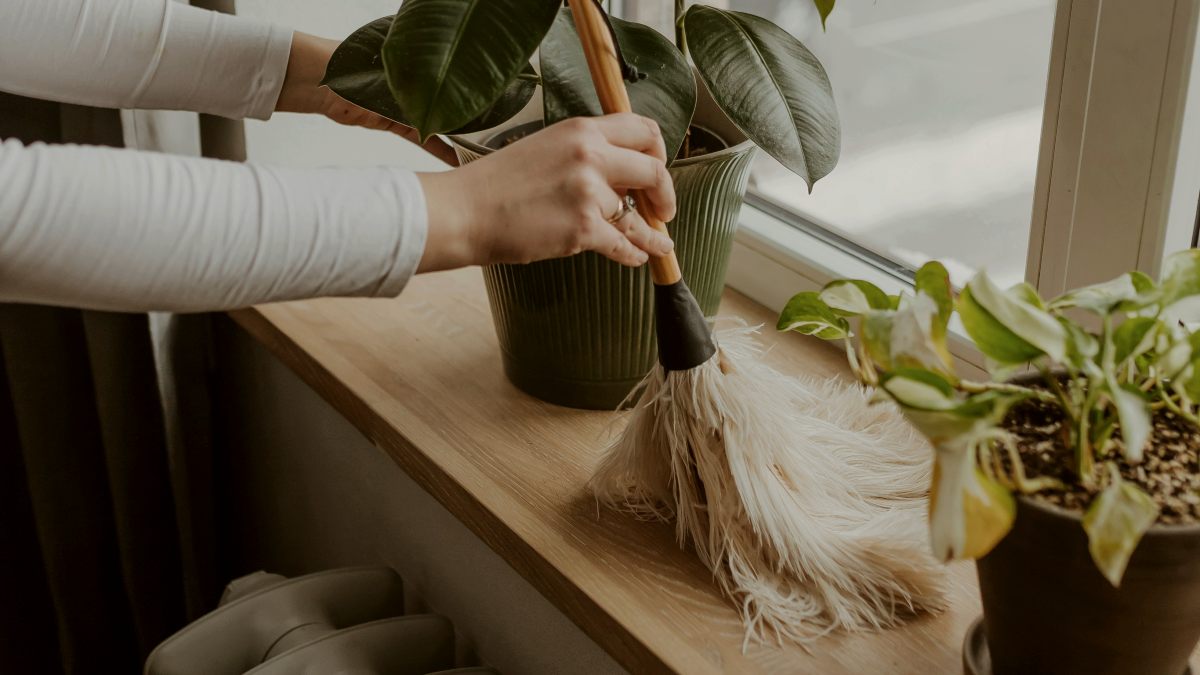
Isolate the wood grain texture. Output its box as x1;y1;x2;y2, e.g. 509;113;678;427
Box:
229;268;982;674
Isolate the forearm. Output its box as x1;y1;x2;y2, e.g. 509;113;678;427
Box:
0;139;427;312
0;0;292;120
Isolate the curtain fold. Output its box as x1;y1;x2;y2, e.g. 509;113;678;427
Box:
0;93;190;674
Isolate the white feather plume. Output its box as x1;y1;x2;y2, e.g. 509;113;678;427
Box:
590;323;946;644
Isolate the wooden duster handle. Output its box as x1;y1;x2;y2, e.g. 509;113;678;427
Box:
566;0;683;286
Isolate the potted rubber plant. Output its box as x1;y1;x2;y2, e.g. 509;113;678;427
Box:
779;252;1200;675
322;0;841;409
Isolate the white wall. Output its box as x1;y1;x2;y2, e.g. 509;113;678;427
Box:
215;322;625;674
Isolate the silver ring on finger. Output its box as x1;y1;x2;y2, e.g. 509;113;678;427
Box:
605;194;637;225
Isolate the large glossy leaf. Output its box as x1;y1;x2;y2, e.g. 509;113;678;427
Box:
322;16;537;135
1083;467;1158;586
684;5;840;189
539;9;696;162
382;0;559;140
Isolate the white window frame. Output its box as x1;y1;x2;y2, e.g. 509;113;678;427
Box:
694;0;1199;371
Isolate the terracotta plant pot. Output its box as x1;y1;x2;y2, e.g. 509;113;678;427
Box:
968;495;1200;675
451;83;756;409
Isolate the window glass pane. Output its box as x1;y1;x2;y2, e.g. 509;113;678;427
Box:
727;0;1057;288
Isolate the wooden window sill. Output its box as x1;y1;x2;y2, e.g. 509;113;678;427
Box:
229;267;981;674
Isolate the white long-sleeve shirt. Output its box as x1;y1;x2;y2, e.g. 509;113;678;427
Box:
0;0;428;312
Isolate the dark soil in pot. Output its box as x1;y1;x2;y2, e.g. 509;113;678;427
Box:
971;397;1200;675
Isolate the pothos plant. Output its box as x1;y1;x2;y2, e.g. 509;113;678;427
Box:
778;250;1200;586
321;0;840;182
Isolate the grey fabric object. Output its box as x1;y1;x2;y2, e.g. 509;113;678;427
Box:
0;93;194;673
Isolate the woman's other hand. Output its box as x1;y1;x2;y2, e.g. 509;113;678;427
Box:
417;114;676;272
275;32;459;166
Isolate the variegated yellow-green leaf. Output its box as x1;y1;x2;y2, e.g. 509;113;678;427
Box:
928;441;1016;562
890;292;955;376
862;311;894;371
958;286;1044;364
1049;273;1145;314
1156;338;1193;380
960;273;1067;364
882;369;956;410
819;279;890;316
777;291;850;339
915;262;953;329
1105;378;1150;463
1083;467;1158;586
1113;317;1158;365
1058;317;1099;374
1158;249;1200;309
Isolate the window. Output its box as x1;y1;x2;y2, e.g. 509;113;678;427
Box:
621;0;1199;370
736;0;1057;290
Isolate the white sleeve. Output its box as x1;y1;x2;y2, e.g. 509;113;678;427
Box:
0;0;293;120
0;139;429;313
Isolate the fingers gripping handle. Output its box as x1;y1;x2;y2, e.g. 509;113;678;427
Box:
566;0;683;286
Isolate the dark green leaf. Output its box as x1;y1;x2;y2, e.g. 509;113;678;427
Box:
777;291;850;339
540;9;696;162
322;16;537;135
813;0;836;29
684;5;840;188
382;0;559;140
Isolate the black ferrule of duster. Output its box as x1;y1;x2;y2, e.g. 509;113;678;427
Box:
653;280;717;371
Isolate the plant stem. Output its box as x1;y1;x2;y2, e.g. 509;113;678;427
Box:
959;379;1057;403
1038;365;1078;423
1077;387;1098;487
516;72;541;84
1157;381;1200;428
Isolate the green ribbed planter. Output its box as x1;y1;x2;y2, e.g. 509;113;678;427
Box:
452;111;756;410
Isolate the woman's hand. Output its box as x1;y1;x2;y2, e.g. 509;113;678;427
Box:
416;114;676;272
276;32;459;166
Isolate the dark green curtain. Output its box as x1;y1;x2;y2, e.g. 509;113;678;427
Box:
0;94;190;674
